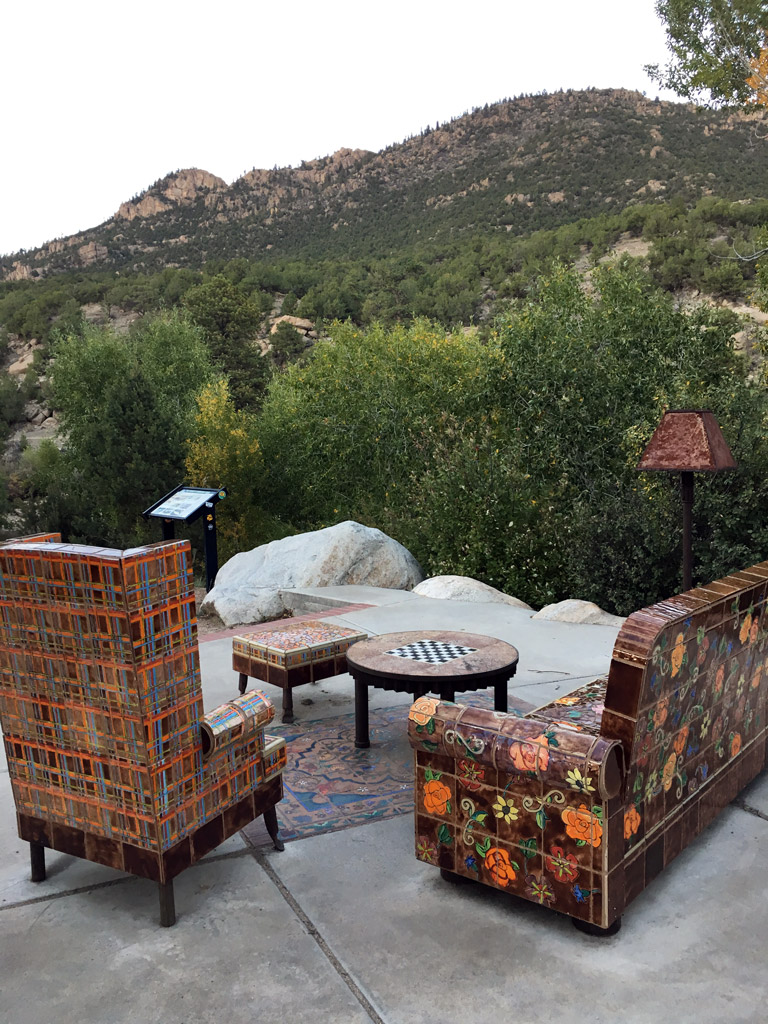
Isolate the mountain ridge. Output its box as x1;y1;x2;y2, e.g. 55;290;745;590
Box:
4;88;768;279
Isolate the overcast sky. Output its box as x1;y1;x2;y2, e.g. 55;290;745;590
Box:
1;0;679;257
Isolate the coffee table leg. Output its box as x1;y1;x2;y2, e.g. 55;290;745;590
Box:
282;686;295;724
354;676;370;748
441;686;455;704
494;678;508;713
238;673;248;695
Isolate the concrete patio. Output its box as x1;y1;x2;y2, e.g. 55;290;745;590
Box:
1;586;767;1023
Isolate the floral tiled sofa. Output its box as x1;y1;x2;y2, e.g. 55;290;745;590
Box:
408;561;768;934
0;534;287;926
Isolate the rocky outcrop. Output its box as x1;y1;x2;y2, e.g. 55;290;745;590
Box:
413;575;532;609
4;336;42;377
117;168;226;222
202;520;424;626
532;600;625;626
78;242;108;266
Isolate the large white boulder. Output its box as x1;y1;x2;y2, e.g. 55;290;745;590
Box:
202;520;424;626
532;599;625;626
413;575;532;610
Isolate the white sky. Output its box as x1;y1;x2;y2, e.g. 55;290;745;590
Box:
1;0;679;257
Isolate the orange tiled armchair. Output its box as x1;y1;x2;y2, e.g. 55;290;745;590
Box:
409;561;768;934
0;534;286;926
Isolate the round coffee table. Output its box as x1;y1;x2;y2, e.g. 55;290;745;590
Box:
346;630;519;748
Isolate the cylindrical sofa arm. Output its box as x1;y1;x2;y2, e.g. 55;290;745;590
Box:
408;696;624;800
201;689;275;759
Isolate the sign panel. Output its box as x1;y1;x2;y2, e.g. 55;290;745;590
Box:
148;487;221;521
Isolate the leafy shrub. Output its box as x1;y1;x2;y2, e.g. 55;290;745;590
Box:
20;310;213;545
185;378;292;562
256;265;768;614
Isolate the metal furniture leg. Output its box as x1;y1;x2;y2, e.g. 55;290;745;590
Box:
494;677;508;713
354;676;370;748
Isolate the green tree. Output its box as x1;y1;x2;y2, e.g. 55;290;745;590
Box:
269;320;307;367
647;1;767;105
183;275;267;410
23;310;213;544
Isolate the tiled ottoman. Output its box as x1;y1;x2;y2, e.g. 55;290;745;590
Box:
232;620;368;723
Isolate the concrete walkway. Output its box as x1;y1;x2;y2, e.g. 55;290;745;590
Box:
2;587;767;1023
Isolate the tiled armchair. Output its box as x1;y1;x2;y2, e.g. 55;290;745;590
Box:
409;560;768;934
0;535;286;926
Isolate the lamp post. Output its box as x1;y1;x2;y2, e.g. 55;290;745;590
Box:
637;410;736;591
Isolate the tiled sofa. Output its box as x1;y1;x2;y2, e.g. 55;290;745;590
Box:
408;561;768;934
0;534;287;926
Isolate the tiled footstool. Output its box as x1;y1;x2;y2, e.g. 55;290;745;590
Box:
232;620;368;723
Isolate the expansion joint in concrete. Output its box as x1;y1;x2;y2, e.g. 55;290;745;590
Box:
0;874;137;913
734;798;768;823
253;849;385;1024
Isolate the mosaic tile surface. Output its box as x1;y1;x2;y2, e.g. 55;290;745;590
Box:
0;538;285;862
233;620;367;669
409;562;768;930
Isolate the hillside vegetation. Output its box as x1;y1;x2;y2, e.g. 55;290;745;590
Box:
3;87;768;615
4;88;768;277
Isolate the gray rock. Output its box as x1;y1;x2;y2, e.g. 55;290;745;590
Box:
413;575;532;609
202;520;424;626
532;599;625;626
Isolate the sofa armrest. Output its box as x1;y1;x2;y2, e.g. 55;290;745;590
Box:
408;697;624;800
201;689;275;758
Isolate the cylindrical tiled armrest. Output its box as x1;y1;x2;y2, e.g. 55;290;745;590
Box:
201;689;275;759
407;696;624;800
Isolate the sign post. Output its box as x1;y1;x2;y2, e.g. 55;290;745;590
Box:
143;486;227;591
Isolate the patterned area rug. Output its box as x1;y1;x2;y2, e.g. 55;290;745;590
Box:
242;693;535;849
242;703;416;849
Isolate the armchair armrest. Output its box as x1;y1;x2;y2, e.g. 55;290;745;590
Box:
408;696;624;800
201;689;275;759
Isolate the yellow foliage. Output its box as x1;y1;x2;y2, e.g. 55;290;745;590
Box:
746;38;768;106
185;378;271;557
186;378;261;488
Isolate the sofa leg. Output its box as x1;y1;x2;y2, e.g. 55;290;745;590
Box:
159;881;176;927
573;915;622;937
30;841;46;883
440;867;474;885
263;805;285;851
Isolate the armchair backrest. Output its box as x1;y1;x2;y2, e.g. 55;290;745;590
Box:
0;538;205;852
601;561;768;843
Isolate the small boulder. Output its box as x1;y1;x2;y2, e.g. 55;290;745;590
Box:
532;600;625;626
413;575;532;609
202;520;424;626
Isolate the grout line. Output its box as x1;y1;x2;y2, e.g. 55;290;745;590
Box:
250;848;385;1024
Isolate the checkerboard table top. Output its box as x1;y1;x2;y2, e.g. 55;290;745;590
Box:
346;629;519;679
232;620;368;668
384;639;478;664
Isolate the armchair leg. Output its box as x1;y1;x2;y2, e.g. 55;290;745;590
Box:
30;841;46;883
159;881;176;927
573;916;622;937
263;805;285;851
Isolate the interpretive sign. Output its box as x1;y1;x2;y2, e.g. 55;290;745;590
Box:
143;485;227;591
